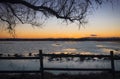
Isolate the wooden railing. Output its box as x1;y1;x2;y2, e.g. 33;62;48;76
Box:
0;50;120;79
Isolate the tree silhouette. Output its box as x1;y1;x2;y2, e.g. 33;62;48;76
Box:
0;0;115;35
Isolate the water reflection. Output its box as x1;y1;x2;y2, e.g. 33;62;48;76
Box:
62;48;77;52
0;41;120;74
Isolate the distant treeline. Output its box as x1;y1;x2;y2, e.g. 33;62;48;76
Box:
0;37;120;41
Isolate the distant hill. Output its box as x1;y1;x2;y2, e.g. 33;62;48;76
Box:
0;37;120;41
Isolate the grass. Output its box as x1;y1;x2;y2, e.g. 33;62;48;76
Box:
0;72;120;79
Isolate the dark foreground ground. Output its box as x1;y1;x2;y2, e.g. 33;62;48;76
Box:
0;72;120;79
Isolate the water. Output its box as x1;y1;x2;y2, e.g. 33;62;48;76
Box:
0;41;120;74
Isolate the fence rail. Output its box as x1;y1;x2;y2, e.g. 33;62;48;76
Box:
0;50;120;79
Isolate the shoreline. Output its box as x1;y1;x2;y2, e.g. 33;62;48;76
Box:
0;72;120;79
0;37;120;41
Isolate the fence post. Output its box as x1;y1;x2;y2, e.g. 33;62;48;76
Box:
110;51;115;79
39;50;44;79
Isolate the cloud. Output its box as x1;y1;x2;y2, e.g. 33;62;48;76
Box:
90;34;97;37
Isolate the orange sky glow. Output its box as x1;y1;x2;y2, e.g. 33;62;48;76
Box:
0;3;120;39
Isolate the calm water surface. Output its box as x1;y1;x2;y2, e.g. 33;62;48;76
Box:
0;41;120;74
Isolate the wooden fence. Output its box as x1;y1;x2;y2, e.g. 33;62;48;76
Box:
0;50;120;79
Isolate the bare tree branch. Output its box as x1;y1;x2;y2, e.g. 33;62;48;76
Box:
0;0;116;36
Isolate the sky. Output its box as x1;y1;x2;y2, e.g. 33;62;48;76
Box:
0;1;120;38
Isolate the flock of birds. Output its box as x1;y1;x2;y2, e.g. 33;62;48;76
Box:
0;52;117;62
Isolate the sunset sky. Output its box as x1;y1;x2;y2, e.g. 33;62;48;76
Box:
0;2;120;38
